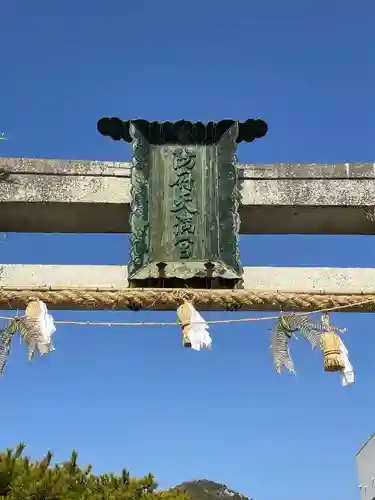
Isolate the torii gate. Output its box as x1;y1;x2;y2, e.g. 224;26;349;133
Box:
0;117;374;313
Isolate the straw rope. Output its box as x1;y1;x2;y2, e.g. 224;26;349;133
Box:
0;288;373;313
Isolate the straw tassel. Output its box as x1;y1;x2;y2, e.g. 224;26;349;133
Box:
176;302;211;351
18;299;56;360
177;302;193;348
319;313;345;372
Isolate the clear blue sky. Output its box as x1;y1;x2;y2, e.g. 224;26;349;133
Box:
0;1;373;499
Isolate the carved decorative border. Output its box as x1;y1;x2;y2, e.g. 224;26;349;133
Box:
218;123;243;277
128;123;150;277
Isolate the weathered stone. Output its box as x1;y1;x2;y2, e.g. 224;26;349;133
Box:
0;157;374;234
0;264;373;311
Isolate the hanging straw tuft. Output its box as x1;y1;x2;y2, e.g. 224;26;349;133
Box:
18;299;56;360
176;301;211;351
177;302;193;348
319;313;345;372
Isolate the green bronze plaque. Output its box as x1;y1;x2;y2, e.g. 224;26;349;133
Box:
97;118;268;289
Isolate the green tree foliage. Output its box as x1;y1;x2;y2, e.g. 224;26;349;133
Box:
0;443;190;500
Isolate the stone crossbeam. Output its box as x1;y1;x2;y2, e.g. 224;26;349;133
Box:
0;264;373;312
0;157;374;234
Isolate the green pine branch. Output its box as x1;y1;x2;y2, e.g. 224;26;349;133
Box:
0;444;191;500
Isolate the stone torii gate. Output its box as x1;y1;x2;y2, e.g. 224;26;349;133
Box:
0;117;374;313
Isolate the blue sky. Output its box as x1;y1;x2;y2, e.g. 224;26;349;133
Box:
0;1;373;499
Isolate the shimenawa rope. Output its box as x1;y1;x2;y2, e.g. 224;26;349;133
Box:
0;289;371;328
0;288;372;312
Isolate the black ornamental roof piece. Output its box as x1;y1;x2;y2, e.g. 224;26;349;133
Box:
97;117;268;145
